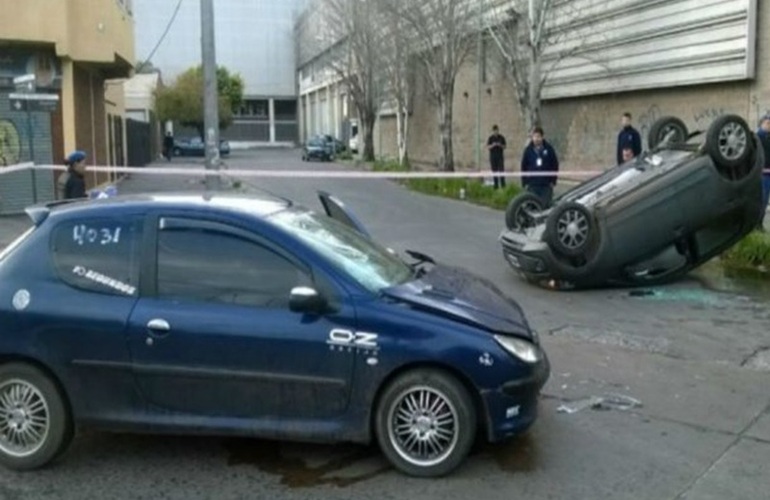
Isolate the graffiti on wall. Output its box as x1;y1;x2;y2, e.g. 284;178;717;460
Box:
750;95;770;127
693;107;725;128
0;120;21;166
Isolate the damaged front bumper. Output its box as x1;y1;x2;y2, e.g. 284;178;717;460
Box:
481;349;551;442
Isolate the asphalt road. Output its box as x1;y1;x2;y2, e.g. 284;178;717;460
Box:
0;149;768;500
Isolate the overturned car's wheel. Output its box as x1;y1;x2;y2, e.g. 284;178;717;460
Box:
505;192;545;231
0;363;72;471
648;116;688;149
375;369;476;477
706;114;754;173
545;202;596;258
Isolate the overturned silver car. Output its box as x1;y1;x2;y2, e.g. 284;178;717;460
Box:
499;114;765;289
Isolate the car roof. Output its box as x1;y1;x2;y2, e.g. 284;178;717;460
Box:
29;191;294;225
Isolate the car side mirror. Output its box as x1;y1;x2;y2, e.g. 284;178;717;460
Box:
289;287;327;314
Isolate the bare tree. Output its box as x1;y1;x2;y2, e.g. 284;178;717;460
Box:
385;0;479;171
378;0;416;166
322;0;384;162
484;0;602;130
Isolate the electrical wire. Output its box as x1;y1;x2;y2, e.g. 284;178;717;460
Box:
135;0;184;73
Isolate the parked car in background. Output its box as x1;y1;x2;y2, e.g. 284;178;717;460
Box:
499;114;764;289
0;191;549;477
302;137;335;162
172;137;231;157
314;134;347;155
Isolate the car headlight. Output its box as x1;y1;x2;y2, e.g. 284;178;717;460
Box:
494;335;541;364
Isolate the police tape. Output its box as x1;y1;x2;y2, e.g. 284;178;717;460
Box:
0;162;35;175
2;163;770;178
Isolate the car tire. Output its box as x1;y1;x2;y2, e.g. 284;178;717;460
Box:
545;202;597;258
648;116;688;150
705;114;754;172
505;192;545;231
0;363;72;471
172;148;181;157
375;369;476;478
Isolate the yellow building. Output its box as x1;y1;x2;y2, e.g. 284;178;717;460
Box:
0;0;134;211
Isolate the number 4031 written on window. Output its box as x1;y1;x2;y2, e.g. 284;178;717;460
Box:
72;225;123;246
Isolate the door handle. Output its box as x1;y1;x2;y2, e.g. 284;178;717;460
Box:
147;318;171;333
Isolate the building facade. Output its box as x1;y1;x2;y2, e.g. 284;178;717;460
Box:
297;0;768;172
0;0;135;213
132;0;308;146
294;1;357;146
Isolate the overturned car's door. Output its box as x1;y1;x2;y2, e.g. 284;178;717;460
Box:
318;191;371;238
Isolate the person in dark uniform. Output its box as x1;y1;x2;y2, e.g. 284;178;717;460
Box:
521;126;559;205
757;115;770;231
617;112;642;165
63;150;87;200
487;125;507;189
162;131;175;161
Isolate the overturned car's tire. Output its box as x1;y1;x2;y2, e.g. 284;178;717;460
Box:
648;116;688;150
545;202;597;258
505;193;545;231
705;114;754;173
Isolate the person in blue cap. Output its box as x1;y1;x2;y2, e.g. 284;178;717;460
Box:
58;150;87;200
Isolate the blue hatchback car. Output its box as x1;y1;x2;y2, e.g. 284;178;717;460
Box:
0;191;549;476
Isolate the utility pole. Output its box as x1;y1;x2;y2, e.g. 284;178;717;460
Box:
201;0;220;190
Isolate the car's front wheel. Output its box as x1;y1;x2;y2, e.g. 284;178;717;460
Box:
545;202;597;258
648;116;688;150
375;369;476;477
0;363;72;471
505;192;545;231
705;114;754;176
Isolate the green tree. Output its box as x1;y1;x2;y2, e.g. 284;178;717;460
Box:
154;65;245;138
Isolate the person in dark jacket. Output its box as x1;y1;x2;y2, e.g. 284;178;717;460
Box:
487;124;507;189
162;131;174;161
757;115;770;231
617;112;642;165
63;150;87;200
521;126;559;205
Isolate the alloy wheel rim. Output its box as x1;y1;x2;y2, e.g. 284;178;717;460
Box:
387;386;458;468
0;380;49;458
718;122;747;160
515;201;540;229
557;209;589;249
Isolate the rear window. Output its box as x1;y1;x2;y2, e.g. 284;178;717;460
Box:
51;217;143;296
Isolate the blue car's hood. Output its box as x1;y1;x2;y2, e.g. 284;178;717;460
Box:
382;264;532;339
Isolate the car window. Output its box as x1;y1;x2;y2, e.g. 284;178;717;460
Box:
268;208;413;293
157;225;311;308
51;217;143;297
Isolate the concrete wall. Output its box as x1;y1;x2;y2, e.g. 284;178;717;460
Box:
382;0;770;173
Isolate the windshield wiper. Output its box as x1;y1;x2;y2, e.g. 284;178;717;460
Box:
404;249;436;279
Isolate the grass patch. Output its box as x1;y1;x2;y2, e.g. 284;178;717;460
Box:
721;230;770;272
337;150;354;161
372;159;521;210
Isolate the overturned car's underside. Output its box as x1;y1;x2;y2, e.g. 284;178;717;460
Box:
499;114;764;289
